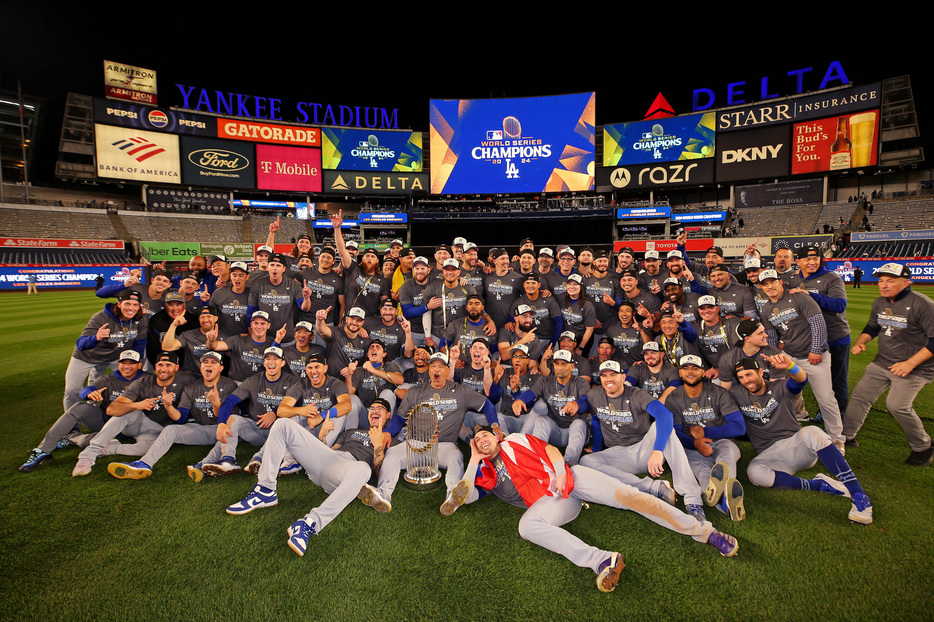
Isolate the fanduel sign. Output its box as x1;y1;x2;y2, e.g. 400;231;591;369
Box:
175;85;400;129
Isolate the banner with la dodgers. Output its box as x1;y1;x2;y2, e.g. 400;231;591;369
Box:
429;92;595;194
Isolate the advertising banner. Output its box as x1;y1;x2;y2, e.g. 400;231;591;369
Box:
851;230;934;243
200;243;256;260
94;98;213;135
825;259;934;283
0;265;143;290
217;118;320;147
735;179;823;208
617;206;671;219
95;125;181;184
180;136;255;188
358;213;408;224
598;159;715;191
139;241;201;261
717;82;882;132
429;92;595;194
716;125;789;183
603;112;715;166
255;145;322;192
672;211;727;222
613;239;713;253
769;234;833;254
323;170;427;195
103;60;157;105
711;236;772;258
1;237;124;249
321;128;423;172
791;110;879;174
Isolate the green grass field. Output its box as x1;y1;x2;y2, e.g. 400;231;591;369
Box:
1;288;932;621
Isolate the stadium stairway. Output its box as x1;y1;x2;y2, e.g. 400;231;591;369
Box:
107;211;131;242
241;213;253;243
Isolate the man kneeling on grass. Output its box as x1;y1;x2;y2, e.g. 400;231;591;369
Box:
439;426;739;594
224;398;394;557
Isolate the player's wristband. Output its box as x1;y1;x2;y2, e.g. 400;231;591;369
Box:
324;407;338;419
787;363;801;375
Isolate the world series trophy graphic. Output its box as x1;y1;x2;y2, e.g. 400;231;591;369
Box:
403;403;442;491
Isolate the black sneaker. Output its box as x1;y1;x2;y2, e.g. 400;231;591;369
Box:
905;442;934;467
844;438;860;448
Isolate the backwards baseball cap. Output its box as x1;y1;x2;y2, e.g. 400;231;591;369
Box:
679;354;704;368
118;289;142;303
735;358;761;372
708;265;731;276
619;268;640;279
306;352;327;365
152;269;170;279
370;397;392;411
618;246;635;257
268;253;287;266
118;350;141;362
876;263;911;278
736;318;762;341
706;246;724;257
390;238;404;247
156;351;180;365
599;360;622;374
796;245;823;260
200;305;219;316
318;246;336;258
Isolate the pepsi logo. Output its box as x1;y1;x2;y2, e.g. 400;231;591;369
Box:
148;110;169;128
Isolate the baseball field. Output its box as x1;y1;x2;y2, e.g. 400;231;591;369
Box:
1;287;932;621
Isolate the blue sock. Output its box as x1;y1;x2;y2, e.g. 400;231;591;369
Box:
816;445;866;497
772;471;812;490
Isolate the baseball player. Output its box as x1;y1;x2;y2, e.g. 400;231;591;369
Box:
316;306;368;380
107;351;238;480
71;351;196;476
95;268;173;318
843;263;934;466
605;302;651;369
484;248;526;329
440;426;738;593
161;305;220;374
581;360;706;516
281;321;326;380
512;349;591;465
360;351;497;514
729;354;873;524
297;246;345;326
198;347;300;476
716;318;786;391
626;341;681;400
63;289;148;412
225;397;395;556
661;355;746;522
20;350;147;472
210;261;252;338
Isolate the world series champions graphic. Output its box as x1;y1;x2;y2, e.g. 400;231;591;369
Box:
429;92;595;194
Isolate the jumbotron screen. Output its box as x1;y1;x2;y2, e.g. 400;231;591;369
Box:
429;92;595;194
603;112;715;167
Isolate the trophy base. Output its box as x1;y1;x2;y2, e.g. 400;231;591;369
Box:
403;468;443;492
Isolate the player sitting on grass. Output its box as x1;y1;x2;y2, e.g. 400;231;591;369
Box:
225;398;394;557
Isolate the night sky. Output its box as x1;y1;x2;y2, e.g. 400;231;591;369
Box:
2;4;928;184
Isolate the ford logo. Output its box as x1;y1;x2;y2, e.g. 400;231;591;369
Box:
189;149;250;171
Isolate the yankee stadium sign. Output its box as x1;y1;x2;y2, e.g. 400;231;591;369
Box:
176;85;400;129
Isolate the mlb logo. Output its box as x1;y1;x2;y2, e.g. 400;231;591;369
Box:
486;130;503;140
